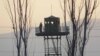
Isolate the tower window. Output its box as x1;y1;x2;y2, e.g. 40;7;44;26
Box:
51;21;54;24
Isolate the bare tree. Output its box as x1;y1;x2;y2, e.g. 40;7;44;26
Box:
79;0;97;56
6;0;31;56
59;0;97;56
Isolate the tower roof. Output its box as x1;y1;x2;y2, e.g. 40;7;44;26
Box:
44;15;59;21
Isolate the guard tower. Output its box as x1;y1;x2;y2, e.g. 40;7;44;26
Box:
35;15;69;56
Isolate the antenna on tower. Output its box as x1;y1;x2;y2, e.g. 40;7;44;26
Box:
50;0;53;16
51;4;52;15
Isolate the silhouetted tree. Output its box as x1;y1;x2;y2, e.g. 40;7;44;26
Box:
6;0;32;56
59;0;97;56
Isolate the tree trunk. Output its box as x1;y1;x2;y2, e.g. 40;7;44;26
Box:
72;24;77;56
17;47;20;56
81;18;87;56
24;42;27;56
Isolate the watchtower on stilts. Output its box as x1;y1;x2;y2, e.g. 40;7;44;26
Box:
35;15;69;56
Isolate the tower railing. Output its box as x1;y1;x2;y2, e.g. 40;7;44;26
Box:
35;26;69;34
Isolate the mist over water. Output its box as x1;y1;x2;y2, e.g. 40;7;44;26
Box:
0;19;100;56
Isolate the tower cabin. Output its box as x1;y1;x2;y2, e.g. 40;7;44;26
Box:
44;16;60;33
35;15;69;36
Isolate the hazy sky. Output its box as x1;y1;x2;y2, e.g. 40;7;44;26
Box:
0;0;100;33
0;0;100;56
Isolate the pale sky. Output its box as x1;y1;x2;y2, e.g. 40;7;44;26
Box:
0;0;100;34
